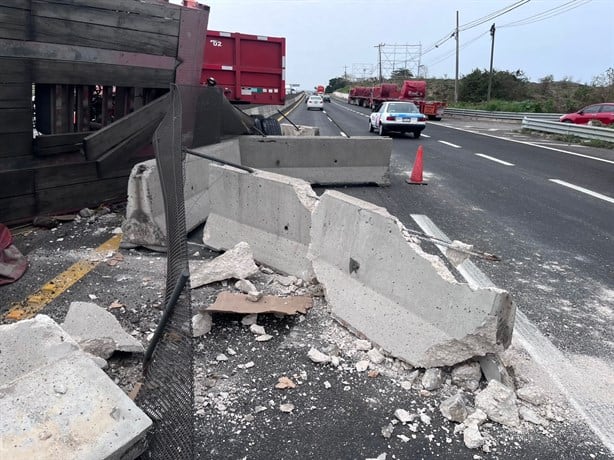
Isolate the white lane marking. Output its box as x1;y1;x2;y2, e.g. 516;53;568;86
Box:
438;140;462;148
437;123;614;165
340;132;348;138
421;134;431;138
475;153;515;166
549;179;614;204
410;214;614;453
327;117;333;122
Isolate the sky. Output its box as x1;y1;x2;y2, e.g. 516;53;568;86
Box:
178;0;614;90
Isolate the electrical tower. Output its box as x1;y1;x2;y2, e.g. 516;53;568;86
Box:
350;63;376;82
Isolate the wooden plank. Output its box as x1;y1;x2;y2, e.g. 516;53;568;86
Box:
96;120;158;178
32;17;179;57
35;162;98;189
0;109;32;134
33;132;88;149
38;0;181;21
0;133;31;158
0;6;29;40
32;60;174;88
0;84;31;109
0;169;34;199
31;1;180;37
0;58;30;83
83;93;169;160
0;194;37;225
35;176;129;216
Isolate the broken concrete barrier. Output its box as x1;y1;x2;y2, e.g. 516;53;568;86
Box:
238;136;392;186
0;315;151;459
190;241;260;288
203;164;318;280
308;190;515;368
122;139;241;250
280;124;320;136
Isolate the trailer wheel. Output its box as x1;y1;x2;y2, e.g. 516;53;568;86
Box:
261;118;282;135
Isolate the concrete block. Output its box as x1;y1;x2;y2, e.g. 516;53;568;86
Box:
238;136;391;186
203;164;318;280
121;139;241;250
0;316;151;459
309;191;515;368
280;124;320;136
61;302;144;354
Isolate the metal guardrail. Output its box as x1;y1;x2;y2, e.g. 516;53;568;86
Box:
521;117;614;142
444;107;563;121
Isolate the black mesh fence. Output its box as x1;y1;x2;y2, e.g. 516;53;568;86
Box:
136;84;194;459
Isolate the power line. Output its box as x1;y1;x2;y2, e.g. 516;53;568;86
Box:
499;0;591;28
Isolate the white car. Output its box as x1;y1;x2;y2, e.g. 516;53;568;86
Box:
307;95;324;111
369;101;426;138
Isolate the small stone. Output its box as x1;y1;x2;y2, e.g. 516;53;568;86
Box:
516;385;547;407
466;409;487;426
367;348;385;364
519;405;549;426
216;354;228;362
400;381;413;390
255;334;273;342
419;413;431;425
475;380;520;428
440;393;470;423
452;362;482;392
275;376;296;389
241;314;258;326
422;368;444;391
238;361;255;369
330;356;341;367
254;405;267;413
235;279;257;293
394;408;415;424
112;227;123;234
308;347;330;364
247;291;263;302
279;403;295;413
53;383;67;395
260;266;274;274
464;423;485;449
192;313;212;337
226;347;237;356
79;207;95;218
355;339;372;351
250;324;266;335
397;434;410;442
356;360;370;372
323;381;332;389
276;275;298;286
407;369;421;387
368;370;379;378
243;414;255;422
381;423;395;438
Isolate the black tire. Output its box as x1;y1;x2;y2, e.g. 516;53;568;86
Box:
260;117;282;135
368;119;374;132
414;131;421;139
378;124;387;136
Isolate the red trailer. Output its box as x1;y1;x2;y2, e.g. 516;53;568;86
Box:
202;30;286;105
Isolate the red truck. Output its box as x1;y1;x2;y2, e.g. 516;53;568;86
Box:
348;80;446;120
202;30;286;105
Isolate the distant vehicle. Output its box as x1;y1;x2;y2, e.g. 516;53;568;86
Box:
316;85;325;95
369;101;426;138
322;94;331;102
307;95;324;111
559;103;614;125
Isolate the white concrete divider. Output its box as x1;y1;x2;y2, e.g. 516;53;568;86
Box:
203;164;318;280
122;139;240;250
308;190;515;368
280;124;320;136
238;136;392;186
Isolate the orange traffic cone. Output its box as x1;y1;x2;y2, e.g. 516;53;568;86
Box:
406;145;427;185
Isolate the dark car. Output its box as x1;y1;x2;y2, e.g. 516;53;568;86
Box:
321;94;331;102
559;103;614;125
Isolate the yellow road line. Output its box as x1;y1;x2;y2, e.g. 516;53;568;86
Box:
276;94;305;122
4;234;123;321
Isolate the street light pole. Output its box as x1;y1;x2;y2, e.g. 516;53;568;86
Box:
375;43;384;83
454;10;459;103
487;23;496;102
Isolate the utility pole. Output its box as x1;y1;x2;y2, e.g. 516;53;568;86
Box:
454;11;459;103
375;43;384;83
487;23;496;101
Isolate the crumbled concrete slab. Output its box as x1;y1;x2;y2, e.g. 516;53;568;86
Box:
205;292;312;315
452;361;482;391
62;302;144;354
0;316;151;459
202;164;318;280
475;380;520;428
309;190;516;368
439;393;471;423
190;241;260;288
422;368;445;390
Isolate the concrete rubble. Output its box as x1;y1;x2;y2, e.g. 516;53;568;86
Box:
190;241;260;288
61;301;144;355
475;380;521;428
0;315;151;460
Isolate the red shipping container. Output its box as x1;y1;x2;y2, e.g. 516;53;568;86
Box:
202;30;286;105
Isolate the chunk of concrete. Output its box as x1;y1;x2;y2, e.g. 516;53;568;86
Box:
280;124;320;136
190;241;260;288
62;302;144;354
122;139;241;250
452;361;482;391
238;136;391;186
475;380;520;428
0;316;151;459
203;165;318;280
308;191;515;368
439;393;471;423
